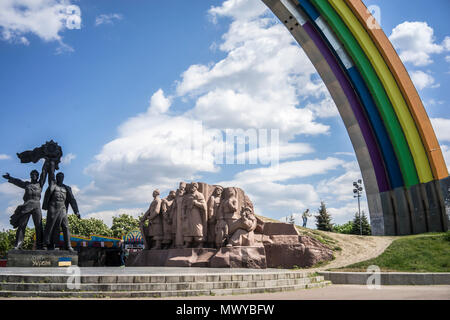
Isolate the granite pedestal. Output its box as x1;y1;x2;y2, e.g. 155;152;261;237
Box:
127;246;267;269
6;250;78;267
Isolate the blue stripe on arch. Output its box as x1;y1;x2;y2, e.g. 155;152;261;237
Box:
347;67;404;188
297;0;320;20
295;0;404;189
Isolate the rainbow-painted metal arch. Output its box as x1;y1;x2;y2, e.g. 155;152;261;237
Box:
262;0;450;235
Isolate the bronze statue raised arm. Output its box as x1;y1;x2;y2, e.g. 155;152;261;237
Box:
42;160;80;251
2;161;48;250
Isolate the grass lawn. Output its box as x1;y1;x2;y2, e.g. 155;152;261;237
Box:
335;232;450;272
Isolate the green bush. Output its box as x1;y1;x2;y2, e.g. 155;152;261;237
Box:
333;221;353;234
0;230;14;258
445;231;450;242
68;214;113;237
111;214;140;238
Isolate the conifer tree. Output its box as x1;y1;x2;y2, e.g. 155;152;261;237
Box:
351;211;371;235
315;201;333;231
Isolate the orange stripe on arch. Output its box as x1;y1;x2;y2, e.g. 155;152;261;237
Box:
345;0;448;180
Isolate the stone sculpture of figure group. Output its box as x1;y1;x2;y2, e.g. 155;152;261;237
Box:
140;182;258;250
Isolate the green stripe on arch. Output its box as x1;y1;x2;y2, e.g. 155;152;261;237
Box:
310;0;419;187
345;0;448;181
330;0;434;184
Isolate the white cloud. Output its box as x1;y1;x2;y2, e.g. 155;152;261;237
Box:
0;221;10;231
236;142;314;164
148;89;171;115
216;157;346;218
305;96;339;118
335;152;355;157
95;13;123;26
410;70;439;90
0;183;23;197
230;157;345;184
326;203;369;224
316;161;363;202
81;113;219;211
389;21;444;66
440;145;450;173
279;161;369;225
187;89;329;138
0;0;81;50
85;208;144;227
177;14;330;139
443;36;450;51
243;182;319;218
0;154;11;160
280;201;369;226
61;153;76;165
208;0;268;24
78;0;337;216
431;118;450;143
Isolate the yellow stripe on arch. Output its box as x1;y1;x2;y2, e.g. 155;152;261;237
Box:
344;0;449;180
329;0;434;184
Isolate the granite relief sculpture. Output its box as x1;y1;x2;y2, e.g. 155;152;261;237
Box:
129;181;334;269
140;183;258;251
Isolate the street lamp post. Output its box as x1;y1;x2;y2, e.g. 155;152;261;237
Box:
353;179;363;236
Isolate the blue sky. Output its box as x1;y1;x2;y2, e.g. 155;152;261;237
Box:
0;0;449;229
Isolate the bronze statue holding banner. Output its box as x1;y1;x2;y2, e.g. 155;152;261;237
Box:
2;141;81;251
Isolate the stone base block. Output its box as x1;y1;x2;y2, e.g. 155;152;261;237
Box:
126;249;169;267
263;222;299;235
166;248;216;267
264;243;307;268
6;250;78;267
127;246;267;269
264;235;334;268
209;246;267;269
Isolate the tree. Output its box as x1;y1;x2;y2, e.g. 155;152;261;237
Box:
315;201;333;231
351;211;371;235
0;229;15;257
0;228;35;256
111;214;140;238
333;221;353;234
68;214;113;238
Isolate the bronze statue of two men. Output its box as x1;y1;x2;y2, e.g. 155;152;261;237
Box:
2;141;80;251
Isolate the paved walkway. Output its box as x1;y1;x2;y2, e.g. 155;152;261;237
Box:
3;285;448;300
165;284;450;300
